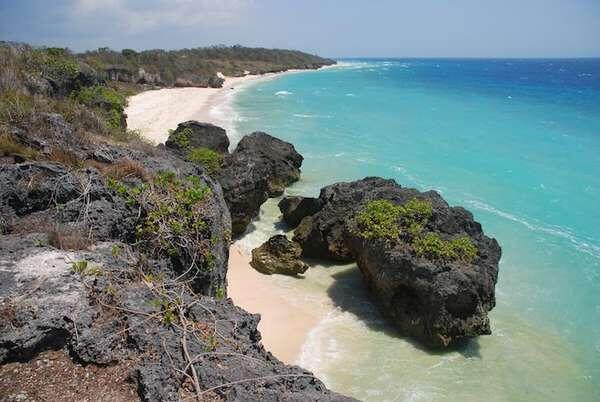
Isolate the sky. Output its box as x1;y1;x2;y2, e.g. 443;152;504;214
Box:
1;0;599;58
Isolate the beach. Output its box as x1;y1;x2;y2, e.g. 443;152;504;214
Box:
125;72;298;146
125;71;318;365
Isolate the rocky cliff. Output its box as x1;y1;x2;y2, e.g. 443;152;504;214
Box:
0;45;354;399
0;122;355;401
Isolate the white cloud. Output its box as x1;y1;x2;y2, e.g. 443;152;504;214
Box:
72;0;252;33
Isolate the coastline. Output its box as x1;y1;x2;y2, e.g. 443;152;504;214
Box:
125;70;320;365
125;70;303;146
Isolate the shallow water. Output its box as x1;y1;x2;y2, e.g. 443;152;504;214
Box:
224;59;600;401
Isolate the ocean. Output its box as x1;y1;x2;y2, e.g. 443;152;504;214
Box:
223;59;600;401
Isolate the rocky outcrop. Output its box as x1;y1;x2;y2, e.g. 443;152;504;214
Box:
278;196;322;228
288;177;501;348
166;120;230;154
216;132;303;236
0;117;356;401
251;235;309;276
0;236;355;402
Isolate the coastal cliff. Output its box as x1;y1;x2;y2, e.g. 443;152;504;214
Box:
0;42;352;401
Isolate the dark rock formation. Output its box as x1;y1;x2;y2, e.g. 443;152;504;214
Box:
251;235;309;276
0;236;355;402
290;177;501;348
216;132;303;236
0;117;356;401
278;196;322;228
166;120;230;154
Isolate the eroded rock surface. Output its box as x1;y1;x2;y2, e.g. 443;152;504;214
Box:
0;116;355;401
217;132;303;236
251;235;309;276
289;177;501;348
166;120;230;154
278;196;322;228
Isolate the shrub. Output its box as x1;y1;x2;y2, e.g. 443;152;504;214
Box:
414;233;478;262
47;147;82;168
357;197;478;262
188;147;223;174
356;197;432;240
74;85;126;129
356;199;402;240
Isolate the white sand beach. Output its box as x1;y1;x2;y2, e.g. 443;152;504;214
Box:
125;72;318;364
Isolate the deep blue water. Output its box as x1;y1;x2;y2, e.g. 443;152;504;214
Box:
231;59;600;401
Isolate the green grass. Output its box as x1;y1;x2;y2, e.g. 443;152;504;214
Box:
188;147;223;174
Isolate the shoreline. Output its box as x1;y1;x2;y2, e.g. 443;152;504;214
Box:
125;70;321;364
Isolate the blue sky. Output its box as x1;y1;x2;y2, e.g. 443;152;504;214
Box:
1;0;599;57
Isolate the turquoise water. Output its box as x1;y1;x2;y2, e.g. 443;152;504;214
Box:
230;60;600;401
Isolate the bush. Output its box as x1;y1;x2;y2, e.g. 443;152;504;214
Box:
356;197;432;240
357;197;478;262
414;233;478;262
356;199;402;240
188;147;223;174
74;85;126;129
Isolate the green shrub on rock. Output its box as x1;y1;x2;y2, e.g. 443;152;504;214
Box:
356;199;403;240
414;233;478;262
188;147;223;174
356;197;478;262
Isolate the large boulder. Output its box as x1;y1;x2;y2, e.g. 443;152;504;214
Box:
251;235;309;276
291;177;501;348
165;120;229;154
216;132;303;236
278;196;322;228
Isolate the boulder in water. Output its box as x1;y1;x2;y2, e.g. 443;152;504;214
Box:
250;234;309;276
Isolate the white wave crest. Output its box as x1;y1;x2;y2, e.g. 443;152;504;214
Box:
275;90;292;97
292;114;332;119
464;199;600;260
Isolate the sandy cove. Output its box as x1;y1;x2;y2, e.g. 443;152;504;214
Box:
125;72;319;364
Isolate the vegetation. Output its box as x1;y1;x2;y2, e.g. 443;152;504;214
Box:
356;198;477;262
79;45;335;87
356;198;432;240
414;234;478;262
188;147;224;174
73;85;126;129
0;132;38;159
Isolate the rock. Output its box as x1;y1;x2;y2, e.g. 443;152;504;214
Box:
217;132;303;236
278;196;322;228
0;110;356;401
233;132;303;196
165;121;229;154
0;234;99;364
292;176;501;348
0;236;355;402
250;235;309;276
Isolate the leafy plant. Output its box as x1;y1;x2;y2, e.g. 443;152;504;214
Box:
356;198;477;262
187;147;223;174
356;199;403;240
414;233;478;262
